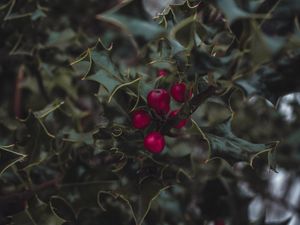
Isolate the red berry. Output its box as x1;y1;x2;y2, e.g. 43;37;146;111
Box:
157;69;168;77
214;219;225;225
132;110;151;129
170;82;188;103
144;131;165;153
147;89;170;115
169;110;188;128
158;102;170;115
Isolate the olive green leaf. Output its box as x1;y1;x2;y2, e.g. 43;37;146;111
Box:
50;196;77;224
215;0;249;24
97;0;165;41
98;178;170;225
12;199;64;225
204;118;277;169
235;54;300;104
0;145;26;176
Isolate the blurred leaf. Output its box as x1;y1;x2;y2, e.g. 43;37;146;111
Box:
31;8;46;21
12;200;64;225
170;16;197;48
97;0;164;41
216;0;249;23
33;100;64;119
156;0;199;28
235;54;300;104
50;196;77;223
61;129;94;145
46;29;77;49
187;47;230;79
250;22;285;64
0;145;26;175
267;218;292;225
99;177;170;225
18;105;62;167
125;178;169;225
254;217;292;225
98;14;164;41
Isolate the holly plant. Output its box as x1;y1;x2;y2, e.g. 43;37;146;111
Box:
1;0;300;225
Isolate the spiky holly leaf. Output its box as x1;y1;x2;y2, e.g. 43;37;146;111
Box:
215;0;249;24
17;100;64;167
98;160;170;225
203;118;277;170
97;0;165;42
0;145;26;175
12;199;64;225
50;196;77;224
155;0;200;28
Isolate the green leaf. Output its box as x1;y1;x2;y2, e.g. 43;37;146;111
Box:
0;145;26;175
18;112;56;167
46;29;76;49
99;178;170;225
156;0;199;28
61;129;94;145
216;0;249;23
108;77;141;103
50;196;77;223
98;14;164;41
204;118;277;169
84;45;122;94
87;70;121;94
33;100;64;119
125;178;170;225
235;54;300;104
77;206;131;225
31;8;46;21
186;47;230;79
250;22;285;64
12;199;64;225
170;16;197;48
97;0;164;41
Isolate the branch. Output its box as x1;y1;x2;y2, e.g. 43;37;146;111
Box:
14;64;25;118
0;176;61;216
27;62;51;102
161;86;216;134
188;86;217;114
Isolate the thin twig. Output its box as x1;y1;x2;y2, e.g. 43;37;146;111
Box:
14;64;25;118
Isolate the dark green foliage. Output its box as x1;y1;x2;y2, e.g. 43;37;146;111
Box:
1;0;300;225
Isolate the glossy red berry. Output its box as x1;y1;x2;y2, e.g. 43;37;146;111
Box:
157;69;168;77
147;89;170;115
169;110;188;128
132;110;151;129
144;131;165;153
170;82;188;103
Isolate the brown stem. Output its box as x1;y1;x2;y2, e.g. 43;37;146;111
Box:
28;62;50;102
0;176;62;216
14;65;25;118
161;86;216;134
188;86;217;114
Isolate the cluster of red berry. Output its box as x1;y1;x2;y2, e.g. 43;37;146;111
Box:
131;69;191;154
